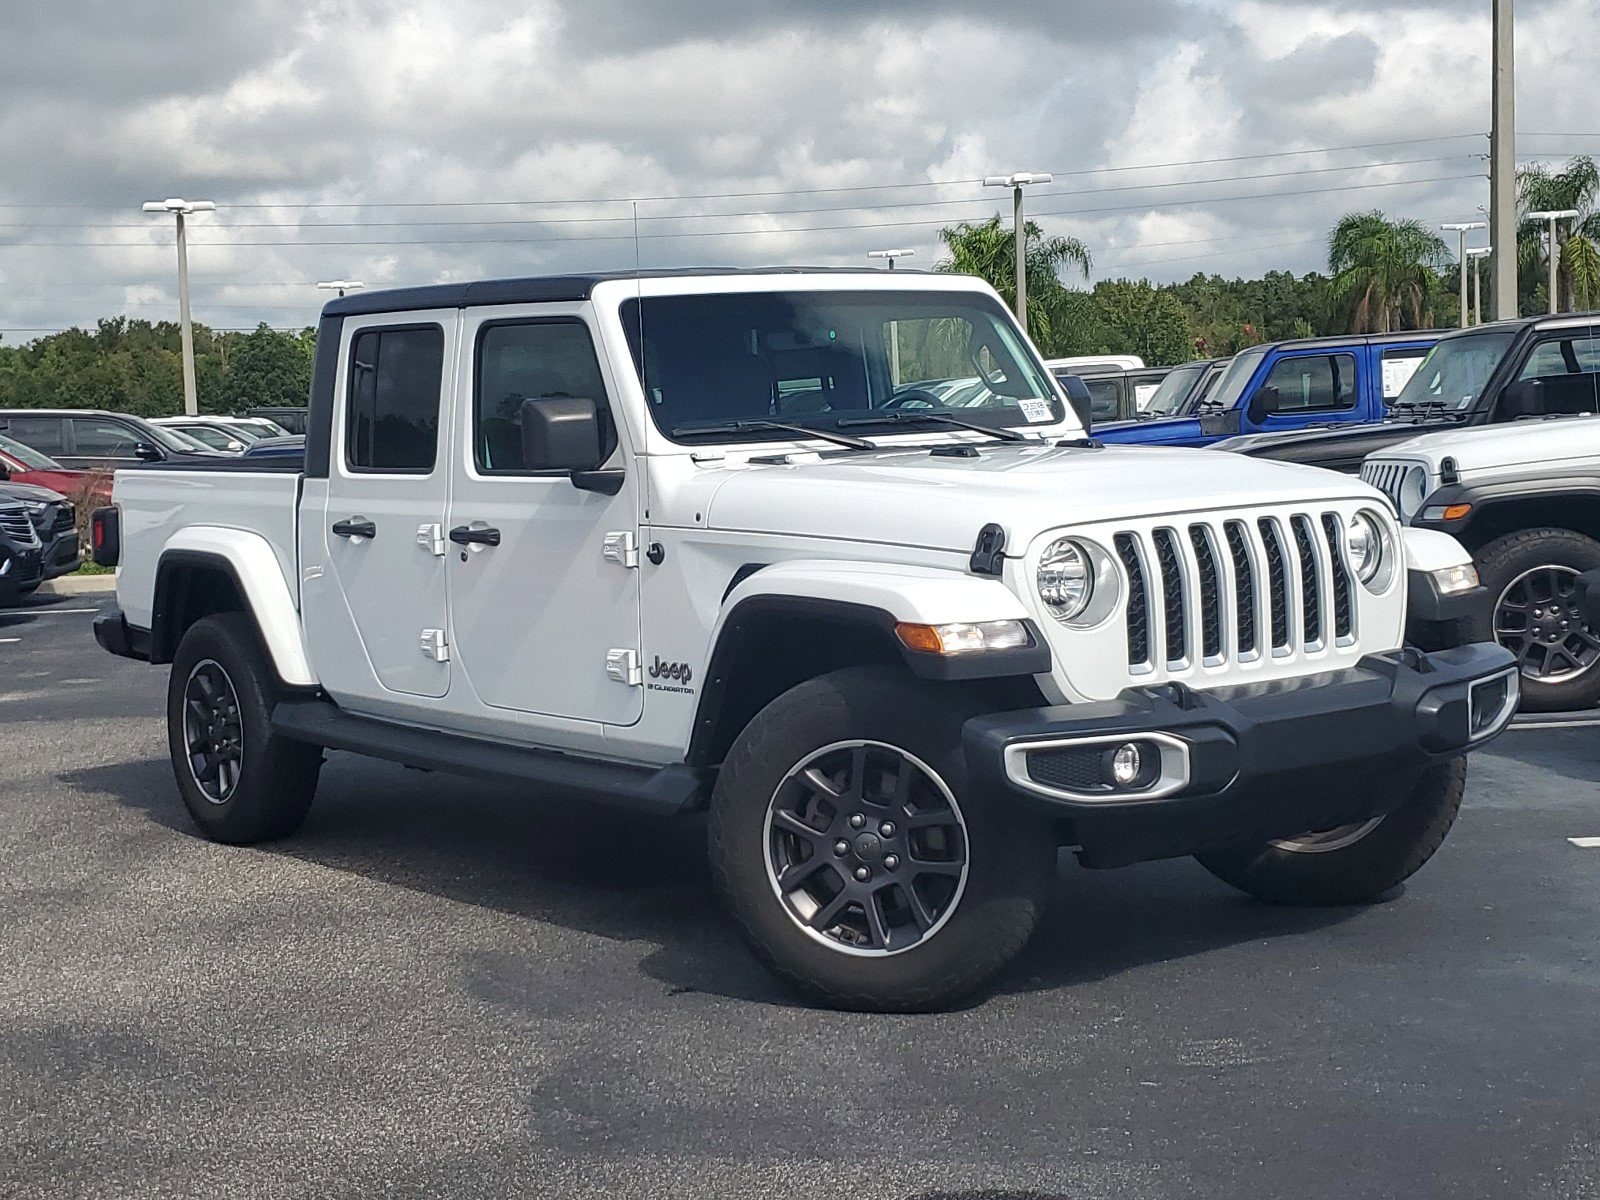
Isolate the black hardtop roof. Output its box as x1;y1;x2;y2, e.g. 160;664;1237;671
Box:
1260;329;1449;353
0;407;158;420
1432;310;1600;339
320;266;933;318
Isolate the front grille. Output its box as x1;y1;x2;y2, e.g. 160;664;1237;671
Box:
0;507;39;546
1360;461;1408;514
1115;509;1359;672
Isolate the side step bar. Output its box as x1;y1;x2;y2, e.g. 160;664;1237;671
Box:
272;698;712;817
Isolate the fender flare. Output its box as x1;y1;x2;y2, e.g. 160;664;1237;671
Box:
1414;477;1600;541
154;527;317;687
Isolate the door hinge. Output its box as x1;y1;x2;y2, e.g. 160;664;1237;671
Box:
605;648;642;686
602;531;639;569
416;523;446;556
420;629;450;662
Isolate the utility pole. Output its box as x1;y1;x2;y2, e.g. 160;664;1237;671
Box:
983;173;1052;329
317;280;366;299
1442;222;1487;327
142;198;215;416
1490;0;1518;320
1528;210;1579;312
1466;247;1493;324
868;251;915;384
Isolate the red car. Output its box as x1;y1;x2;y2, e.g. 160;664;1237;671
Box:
0;433;112;508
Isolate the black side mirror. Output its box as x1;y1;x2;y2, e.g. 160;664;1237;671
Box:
1198;408;1244;438
1246;385;1281;427
133;442;163;462
1058;375;1094;434
1499;378;1545;419
519;397;623;495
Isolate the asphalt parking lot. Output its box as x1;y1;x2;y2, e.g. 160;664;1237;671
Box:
3;593;1599;1200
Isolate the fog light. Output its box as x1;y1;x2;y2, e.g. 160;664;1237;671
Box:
1110;743;1142;786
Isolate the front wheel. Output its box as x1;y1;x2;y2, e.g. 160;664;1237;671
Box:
1196;758;1466;906
708;667;1056;1012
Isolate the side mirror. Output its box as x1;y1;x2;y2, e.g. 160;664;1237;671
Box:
1246;385;1281;427
133;442;163;462
519;396;623;495
1058;375;1094;434
1499;378;1545;419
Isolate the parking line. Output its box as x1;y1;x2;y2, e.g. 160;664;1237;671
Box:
1510;715;1600;731
0;607;101;616
1569;837;1600;849
0;637;17;644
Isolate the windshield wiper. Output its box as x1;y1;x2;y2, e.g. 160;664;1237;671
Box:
669;418;877;452
835;410;1033;442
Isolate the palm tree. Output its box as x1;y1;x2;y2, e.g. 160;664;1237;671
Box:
1518;155;1600;312
1327;211;1451;333
937;216;1091;345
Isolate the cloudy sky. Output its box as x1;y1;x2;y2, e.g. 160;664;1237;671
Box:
1;0;1595;339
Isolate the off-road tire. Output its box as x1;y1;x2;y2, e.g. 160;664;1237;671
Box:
166;613;322;844
708;666;1056;1012
1463;527;1600;713
1195;758;1466;905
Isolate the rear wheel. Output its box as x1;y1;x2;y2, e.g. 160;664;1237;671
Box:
166;613;321;844
1196;758;1466;905
1464;528;1600;712
708;667;1055;1012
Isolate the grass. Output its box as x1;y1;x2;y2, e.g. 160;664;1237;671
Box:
74;560;114;576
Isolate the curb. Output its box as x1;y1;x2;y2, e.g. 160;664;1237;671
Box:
38;574;117;596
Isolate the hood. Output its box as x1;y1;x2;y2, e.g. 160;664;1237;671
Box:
1094;417;1206;447
0;480;66;505
1379;414;1600;475
699;442;1375;553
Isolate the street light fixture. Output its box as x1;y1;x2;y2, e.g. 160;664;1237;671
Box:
1465;248;1493;326
142;198;215;416
867;249;915;271
1442;222;1487;328
1528;209;1581;313
983;172;1053;327
317;280;366;298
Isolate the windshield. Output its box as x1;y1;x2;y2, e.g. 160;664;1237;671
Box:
144;423;217;453
1141;363;1207;417
175;425;245;451
0;432;61;470
1392;331;1516;413
1201;346;1270;411
621;290;1063;444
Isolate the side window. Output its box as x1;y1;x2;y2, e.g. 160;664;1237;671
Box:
1517;331;1600;416
1;417;66;454
345;325;444;473
70;419;145;458
1261;353;1357;413
1380;349;1429;400
474;320;612;474
1084;378;1123;422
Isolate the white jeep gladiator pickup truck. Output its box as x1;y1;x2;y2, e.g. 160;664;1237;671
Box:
93;268;1519;1011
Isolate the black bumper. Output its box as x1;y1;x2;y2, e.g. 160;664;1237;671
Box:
94;609;151;661
964;644;1518;869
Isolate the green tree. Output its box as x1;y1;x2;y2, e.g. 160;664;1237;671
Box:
936;215;1091;346
1518;155;1600;312
1327;211;1450;332
1084;280;1192;366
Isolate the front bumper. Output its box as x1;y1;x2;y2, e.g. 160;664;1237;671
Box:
40;530;80;580
965;643;1518;868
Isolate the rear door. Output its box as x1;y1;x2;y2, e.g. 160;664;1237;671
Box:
303;313;458;705
0;416;70;466
444;307;644;726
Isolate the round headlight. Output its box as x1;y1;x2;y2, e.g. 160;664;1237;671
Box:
1346;512;1385;584
1037;538;1093;621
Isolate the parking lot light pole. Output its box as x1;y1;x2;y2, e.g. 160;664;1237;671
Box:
868;251;915;384
317;280;366;299
866;249;914;271
983;173;1053;327
142;198;215;416
1490;0;1518;320
1528;210;1580;313
1442;222;1487;327
1466;248;1493;325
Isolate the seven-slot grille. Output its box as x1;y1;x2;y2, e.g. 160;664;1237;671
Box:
1360;461;1410;514
1117;512;1356;672
0;505;40;547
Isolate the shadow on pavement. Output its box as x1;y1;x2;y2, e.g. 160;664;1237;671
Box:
66;751;1360;1010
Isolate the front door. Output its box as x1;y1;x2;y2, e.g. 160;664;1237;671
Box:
307;313;457;704
445;309;643;726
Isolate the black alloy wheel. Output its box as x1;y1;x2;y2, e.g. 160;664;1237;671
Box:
181;659;246;804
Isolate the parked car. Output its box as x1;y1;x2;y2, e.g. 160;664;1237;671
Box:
1217;315;1600;472
0;480;78;581
0;410;224;471
0;433;112;508
246;406;310;435
1098;358;1227;424
1093;333;1440;447
240;435;306;462
225;416;291;439
1360;413;1600;712
1048;365;1173;425
93;267;1516;1012
0;497;45;606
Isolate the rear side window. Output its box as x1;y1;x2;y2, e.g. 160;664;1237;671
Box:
345;325;445;473
474;320;613;473
1517;330;1600;415
70;418;145;458
2;417;66;455
1261;353;1358;413
1083;378;1124;422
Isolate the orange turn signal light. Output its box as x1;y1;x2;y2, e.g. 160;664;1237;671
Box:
1442;504;1472;521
